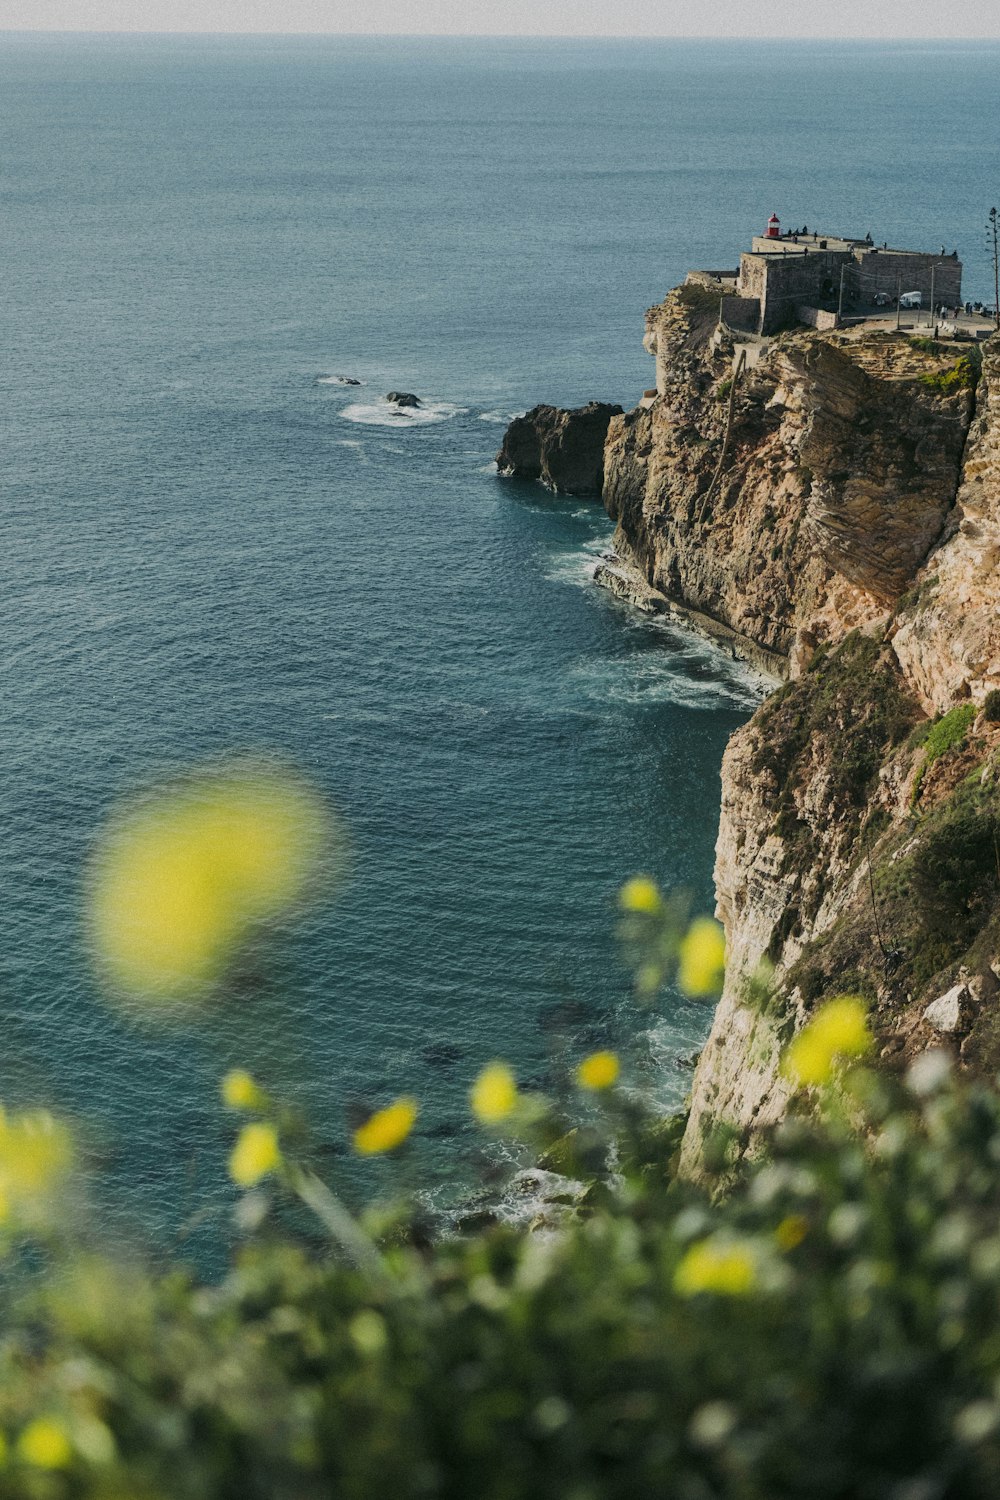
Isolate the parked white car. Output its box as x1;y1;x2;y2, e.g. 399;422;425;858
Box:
898;291;923;309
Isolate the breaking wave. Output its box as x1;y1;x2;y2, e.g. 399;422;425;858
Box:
340;399;467;427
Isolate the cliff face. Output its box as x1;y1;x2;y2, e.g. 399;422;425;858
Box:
604;290;975;672
602;288;1000;1179
891;350;1000;713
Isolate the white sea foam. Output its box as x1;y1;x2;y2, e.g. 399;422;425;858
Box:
478;408;524;424
541;539;612;588
563;635;767;713
340;399;467;428
334;438;371;463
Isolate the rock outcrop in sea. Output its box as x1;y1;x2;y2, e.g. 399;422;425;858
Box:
503;285;1000;1180
496;401;623;497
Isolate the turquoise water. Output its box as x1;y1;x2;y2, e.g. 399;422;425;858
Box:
2;34;998;1256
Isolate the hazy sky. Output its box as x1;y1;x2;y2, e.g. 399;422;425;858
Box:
2;0;999;39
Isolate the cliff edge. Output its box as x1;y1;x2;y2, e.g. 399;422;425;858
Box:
601;287;1000;1177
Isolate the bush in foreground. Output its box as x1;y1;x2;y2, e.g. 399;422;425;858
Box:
1;1027;1000;1499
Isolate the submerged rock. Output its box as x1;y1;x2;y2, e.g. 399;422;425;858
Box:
496;400;623;497
385;391;421;408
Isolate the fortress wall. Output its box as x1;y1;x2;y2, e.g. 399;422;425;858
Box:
737;254;767;302
853;250;962;307
756;250;850;333
721;295;762;332
796;305;840;330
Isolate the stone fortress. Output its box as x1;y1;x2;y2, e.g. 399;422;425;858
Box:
687;214;963;335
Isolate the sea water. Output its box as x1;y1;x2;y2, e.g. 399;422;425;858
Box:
2;33;998;1257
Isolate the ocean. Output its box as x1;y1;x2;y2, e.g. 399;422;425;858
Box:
2;32;998;1258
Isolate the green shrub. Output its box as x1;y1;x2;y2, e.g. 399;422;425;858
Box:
2;1047;1000;1498
911;702;976;806
925;702;976;761
983;689;1000;723
911;805;1000;943
920;352;981;393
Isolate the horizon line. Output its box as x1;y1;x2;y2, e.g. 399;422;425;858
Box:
3;29;1000;42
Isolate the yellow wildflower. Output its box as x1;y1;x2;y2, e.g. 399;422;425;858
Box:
0;1109;72;1223
618;876;662;915
576;1051;620;1091
470;1063;518;1124
353;1098;418;1156
678;918;726;998
229;1122;281;1187
674;1238;757;1297
775;1214;809;1251
221;1070;266;1111
86;761;336;1002
17;1419;72;1470
782;996;871;1089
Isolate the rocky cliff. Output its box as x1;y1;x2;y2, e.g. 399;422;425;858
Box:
605;287;976;673
600;287;1000;1178
496;401;623;497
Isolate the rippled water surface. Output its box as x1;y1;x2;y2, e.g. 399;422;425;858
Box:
2;33;998;1255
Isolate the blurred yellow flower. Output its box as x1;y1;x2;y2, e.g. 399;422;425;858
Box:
576;1051;620;1091
635;959;664;998
86;760;337;1003
618;876;662;914
470;1063;518;1124
674;1239;757;1297
782;996;871;1089
353;1098;418;1156
0;1109;72;1224
221;1069;266;1111
775;1214;809;1251
678;918;726;998
229;1122;281;1187
17;1419;72;1470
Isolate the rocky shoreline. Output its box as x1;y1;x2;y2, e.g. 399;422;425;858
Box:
592;550;787;681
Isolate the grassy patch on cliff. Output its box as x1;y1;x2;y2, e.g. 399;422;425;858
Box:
919;349;982;394
676;281;723;312
910;702;977;806
755;633;916;808
789;751;1000;1025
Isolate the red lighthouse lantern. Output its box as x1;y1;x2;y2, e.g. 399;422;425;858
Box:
766;213;781;240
